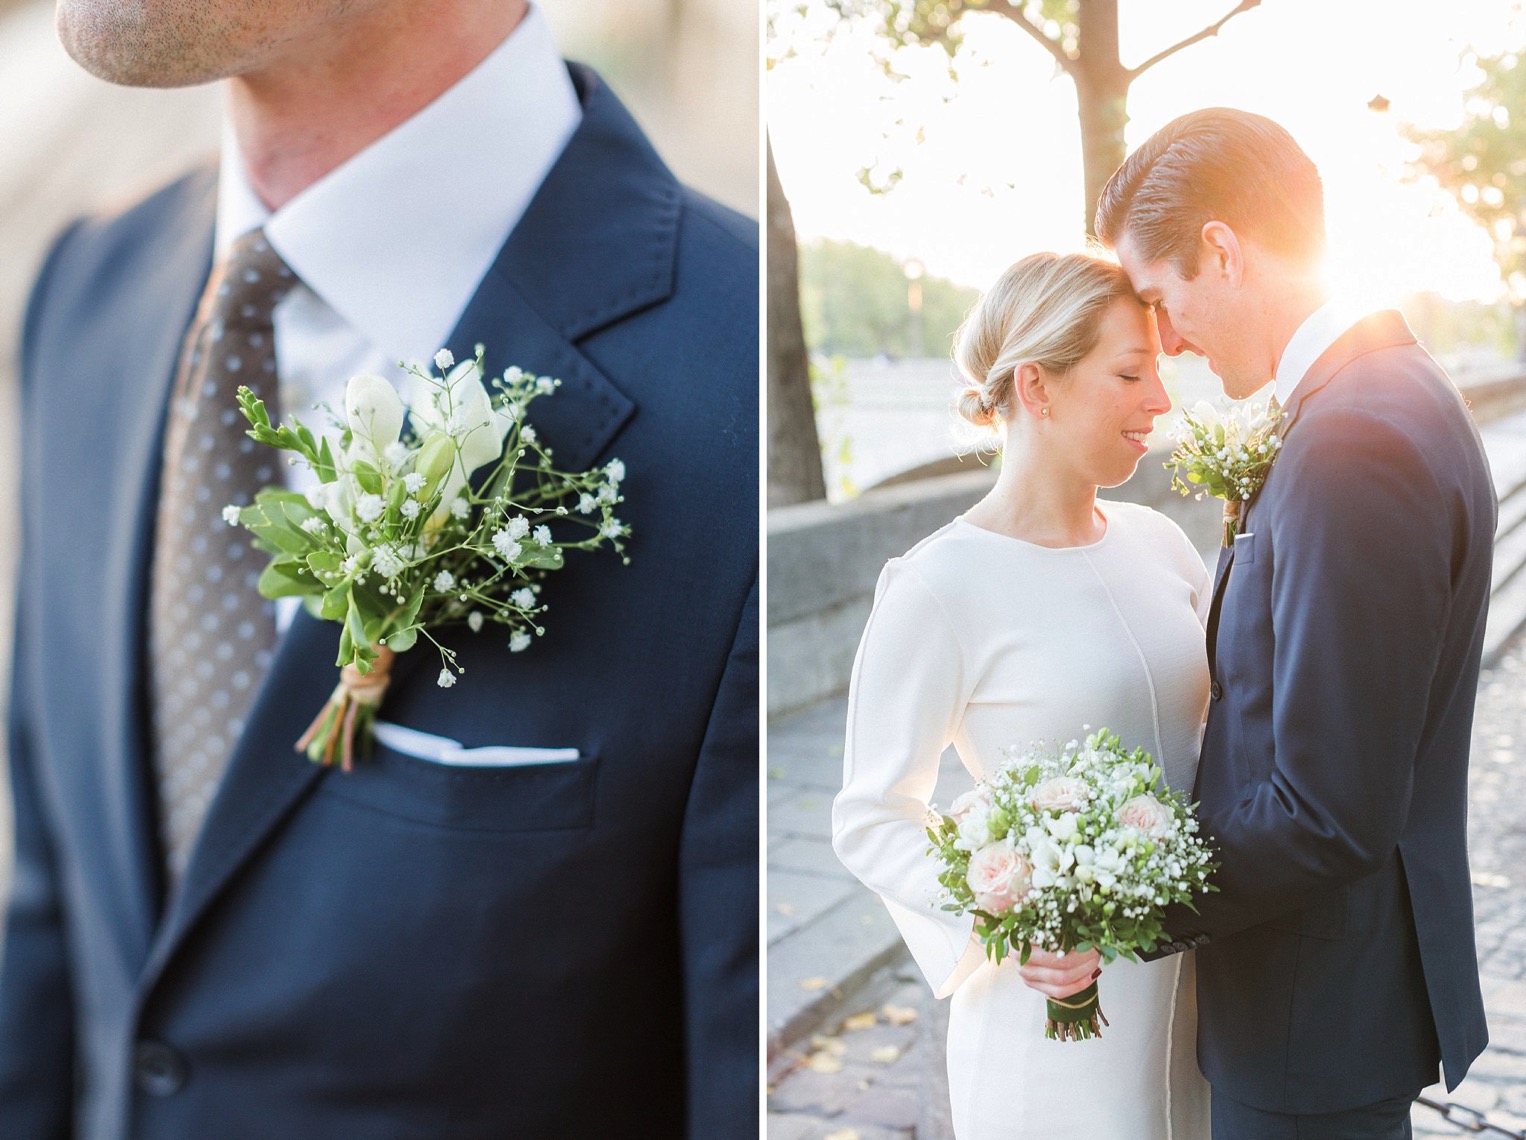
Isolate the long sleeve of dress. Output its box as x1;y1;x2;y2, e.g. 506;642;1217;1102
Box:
832;559;985;998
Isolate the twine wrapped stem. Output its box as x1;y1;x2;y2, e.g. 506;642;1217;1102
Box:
295;647;396;771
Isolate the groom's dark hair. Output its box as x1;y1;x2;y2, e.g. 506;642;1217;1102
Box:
1094;107;1325;279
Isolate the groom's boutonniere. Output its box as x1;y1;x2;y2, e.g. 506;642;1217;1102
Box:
227;347;629;769
1163;399;1283;546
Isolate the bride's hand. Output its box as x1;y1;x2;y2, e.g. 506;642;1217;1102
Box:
1016;946;1102;999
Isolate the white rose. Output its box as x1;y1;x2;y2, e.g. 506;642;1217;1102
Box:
965;841;1032;915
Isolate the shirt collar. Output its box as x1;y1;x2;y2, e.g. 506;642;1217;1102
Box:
214;3;580;368
1273;298;1370;406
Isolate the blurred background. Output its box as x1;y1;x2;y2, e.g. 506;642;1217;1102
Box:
768;0;1526;502
0;0;757;888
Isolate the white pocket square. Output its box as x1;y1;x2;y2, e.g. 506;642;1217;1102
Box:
372;721;580;768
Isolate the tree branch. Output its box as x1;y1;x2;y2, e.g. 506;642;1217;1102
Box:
1127;0;1261;80
989;1;1075;75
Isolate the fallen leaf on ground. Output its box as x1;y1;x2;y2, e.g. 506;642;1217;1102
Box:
807;1052;845;1074
871;1046;901;1064
773;902;797;915
841;1012;877;1032
809;1035;847;1055
799;976;829;991
882;1003;918;1025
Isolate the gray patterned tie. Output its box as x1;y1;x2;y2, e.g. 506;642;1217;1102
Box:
149;228;296;883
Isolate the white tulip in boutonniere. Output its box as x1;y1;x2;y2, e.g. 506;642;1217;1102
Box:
227;346;629;769
1162;399;1283;545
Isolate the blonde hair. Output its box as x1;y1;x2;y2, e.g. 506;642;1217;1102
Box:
954;252;1138;429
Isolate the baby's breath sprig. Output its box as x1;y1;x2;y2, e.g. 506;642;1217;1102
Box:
1162;400;1283;545
230;345;629;769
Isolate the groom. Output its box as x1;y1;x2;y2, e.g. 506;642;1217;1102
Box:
1091;108;1492;1137
0;1;757;1137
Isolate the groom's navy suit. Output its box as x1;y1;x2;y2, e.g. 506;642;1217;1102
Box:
0;68;757;1138
1164;312;1493;1119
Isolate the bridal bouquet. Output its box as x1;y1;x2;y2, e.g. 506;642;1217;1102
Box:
228;347;629;769
926;730;1217;1041
1163;399;1283;545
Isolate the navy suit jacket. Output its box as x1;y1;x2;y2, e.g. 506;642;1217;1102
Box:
0;67;758;1139
1161;312;1493;1113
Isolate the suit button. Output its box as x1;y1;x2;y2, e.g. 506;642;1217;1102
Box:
133;1040;187;1096
1210;681;1223;701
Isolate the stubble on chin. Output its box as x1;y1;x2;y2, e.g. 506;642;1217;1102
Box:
56;0;241;88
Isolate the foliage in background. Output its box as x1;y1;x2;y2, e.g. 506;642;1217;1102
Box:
805;0;1262;233
1408;50;1526;304
799;239;980;358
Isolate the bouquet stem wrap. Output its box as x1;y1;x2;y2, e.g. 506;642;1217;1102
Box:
1044;981;1109;1042
296;647;395;770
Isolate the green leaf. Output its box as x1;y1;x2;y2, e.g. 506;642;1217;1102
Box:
320;584;348;621
257;559;321;600
384;627;418;653
352;461;384;496
519;546;564;570
243;490;321;555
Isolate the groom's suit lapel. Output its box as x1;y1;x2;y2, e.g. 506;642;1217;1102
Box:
1202;310;1419;675
141;64;676;989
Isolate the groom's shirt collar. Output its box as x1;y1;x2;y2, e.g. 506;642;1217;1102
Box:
1272;298;1370;407
214;2;581;369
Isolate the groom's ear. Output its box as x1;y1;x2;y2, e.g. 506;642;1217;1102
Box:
1199;221;1244;286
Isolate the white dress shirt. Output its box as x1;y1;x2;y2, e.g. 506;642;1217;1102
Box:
215;3;579;453
213;3;579;627
1273;298;1373;406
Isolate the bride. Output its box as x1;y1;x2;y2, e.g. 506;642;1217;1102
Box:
832;251;1212;1138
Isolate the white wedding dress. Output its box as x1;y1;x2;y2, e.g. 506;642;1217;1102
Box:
833;500;1213;1139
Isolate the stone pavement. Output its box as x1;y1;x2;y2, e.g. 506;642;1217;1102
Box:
767;633;1526;1138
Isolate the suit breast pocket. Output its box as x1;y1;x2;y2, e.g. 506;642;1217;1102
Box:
318;740;598;832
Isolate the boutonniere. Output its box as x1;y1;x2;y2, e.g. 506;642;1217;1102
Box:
1163;399;1283;546
227;347;629;769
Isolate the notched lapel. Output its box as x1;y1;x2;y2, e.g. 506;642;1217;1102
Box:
1277;310;1417;438
444;268;635;473
437;65;681;471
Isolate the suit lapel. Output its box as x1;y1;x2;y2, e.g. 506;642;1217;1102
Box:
99;171;218;954
142;64;679;984
1276;310;1417;440
439;64;678;470
1204;310;1418;683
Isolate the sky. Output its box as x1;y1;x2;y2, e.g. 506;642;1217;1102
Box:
769;0;1523;304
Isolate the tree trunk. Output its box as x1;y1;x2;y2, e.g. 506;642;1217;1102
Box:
767;136;828;507
1074;0;1131;237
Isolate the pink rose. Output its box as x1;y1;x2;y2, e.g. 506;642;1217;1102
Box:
966;840;1033;915
1118;794;1172;837
949;786;993;822
1032;777;1088;813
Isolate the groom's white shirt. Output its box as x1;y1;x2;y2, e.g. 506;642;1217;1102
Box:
212;2;579;631
214;2;580;436
1273;299;1370;405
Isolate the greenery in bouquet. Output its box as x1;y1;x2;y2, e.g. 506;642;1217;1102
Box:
228;347;629;769
1163;399;1283;545
926;729;1217;1041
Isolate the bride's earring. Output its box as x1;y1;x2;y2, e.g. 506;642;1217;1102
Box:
1040;408;1050;417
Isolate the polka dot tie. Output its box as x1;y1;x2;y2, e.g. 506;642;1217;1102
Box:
149;228;296;885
